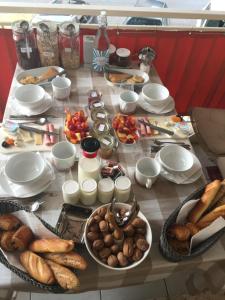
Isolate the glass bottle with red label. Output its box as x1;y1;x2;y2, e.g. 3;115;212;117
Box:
92;11;110;72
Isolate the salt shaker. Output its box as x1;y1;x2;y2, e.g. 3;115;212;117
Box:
139;47;156;73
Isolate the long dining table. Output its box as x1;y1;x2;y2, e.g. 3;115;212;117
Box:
0;64;224;294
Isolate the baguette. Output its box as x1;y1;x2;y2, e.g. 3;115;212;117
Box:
20;251;55;285
187;180;221;223
29;238;74;253
45;259;80;290
0;214;21;231
43;252;87;270
12;225;34;251
209;179;225;209
197;204;225;229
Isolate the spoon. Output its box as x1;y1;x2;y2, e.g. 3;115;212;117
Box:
21;117;49;126
153;139;188;146
24;200;45;212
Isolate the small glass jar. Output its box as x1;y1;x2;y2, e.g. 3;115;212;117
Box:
88;89;102;109
36;21;60;66
59;22;80;69
92;120;110;138
91;108;108;122
12;20;40;70
99;134;115;159
90;100;105;111
116;48;131;67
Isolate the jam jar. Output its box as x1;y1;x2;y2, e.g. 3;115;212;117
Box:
59;22;80;69
99;134;115;159
92;120;110;138
12;20;40;70
91;108;108;122
88;89;102;109
116;48;131;67
36;21;60;67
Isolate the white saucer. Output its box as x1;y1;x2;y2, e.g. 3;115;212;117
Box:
155;151;203;184
13;92;53;116
138;95;175;114
0;159;55;198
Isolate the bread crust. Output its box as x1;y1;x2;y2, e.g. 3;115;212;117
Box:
0;215;21;231
29;238;74;253
197;203;225;229
45;259;80;290
20;251;55;285
43;252;87;270
12;225;34;251
187;180;221;223
167;224;191;241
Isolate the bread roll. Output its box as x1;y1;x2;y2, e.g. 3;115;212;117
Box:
0;214;21;231
43;252;87;270
187;180;221;223
29;238;74;253
167;224;191;241
12;225;34;251
20;251;55;285
45;259;80;290
1;231;15;251
197;204;225;229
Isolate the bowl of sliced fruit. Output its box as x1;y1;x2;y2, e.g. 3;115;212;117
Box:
64;110;89;144
112;114;139;145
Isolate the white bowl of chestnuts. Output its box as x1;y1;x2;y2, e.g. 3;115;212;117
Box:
84;203;152;270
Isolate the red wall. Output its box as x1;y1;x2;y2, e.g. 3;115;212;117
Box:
0;28;225;120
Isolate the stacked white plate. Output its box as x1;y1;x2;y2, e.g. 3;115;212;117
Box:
155;145;203;184
138;83;175;114
13;84;53;116
0;152;55;198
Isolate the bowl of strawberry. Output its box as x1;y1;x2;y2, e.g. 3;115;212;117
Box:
64;110;89;144
112;114;139;145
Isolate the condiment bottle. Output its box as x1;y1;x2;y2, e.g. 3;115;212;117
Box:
36;21;60;66
78;137;101;184
12;20;40;70
59;22;80;69
92;11;110;72
116;48;131;67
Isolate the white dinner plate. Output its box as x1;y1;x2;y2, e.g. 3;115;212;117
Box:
0;159;55;198
104;68;149;87
16;66;64;87
12;92;53;116
138;94;175;114
155;151;203;184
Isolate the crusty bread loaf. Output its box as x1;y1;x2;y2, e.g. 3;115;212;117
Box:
43;252;87;270
187;180;221;223
29;238;74;253
0;214;21;231
20;251;55;285
185;223;200;236
209;179;225;209
45;259;80;290
1;231;16;251
197;203;225;229
12;225;34;251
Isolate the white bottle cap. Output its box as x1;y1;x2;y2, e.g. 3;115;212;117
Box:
81;179;97;193
115;176;131;190
98;177;114;193
62;180;79;195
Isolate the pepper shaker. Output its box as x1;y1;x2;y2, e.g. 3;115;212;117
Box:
139;47;156;74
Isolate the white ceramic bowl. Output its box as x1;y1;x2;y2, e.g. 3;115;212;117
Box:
158;144;193;173
15;84;45;108
84;202;152;271
142;83;169;106
4;152;45;185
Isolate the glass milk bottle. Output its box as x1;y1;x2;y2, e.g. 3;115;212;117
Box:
78;137;101;184
92;11;110;72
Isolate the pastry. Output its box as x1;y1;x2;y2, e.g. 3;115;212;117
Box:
167;224;191;241
38;67;59;82
29;238;74;253
108;73;132;83
43;252;87;270
187;180;221;223
0;214;21;231
197;204;225;229
20;251;55;285
1;231;15;251
132;75;144;83
45;259;80;290
12;225;34;251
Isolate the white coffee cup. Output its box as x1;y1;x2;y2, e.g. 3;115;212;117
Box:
135;157;161;189
52;76;71;100
119;91;139;114
52;141;77;171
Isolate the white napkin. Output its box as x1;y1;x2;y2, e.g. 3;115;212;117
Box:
0;159;55;198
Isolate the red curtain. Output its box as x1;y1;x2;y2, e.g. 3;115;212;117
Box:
0;28;225;120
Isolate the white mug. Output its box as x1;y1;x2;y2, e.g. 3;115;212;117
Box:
52;76;71;100
135;157;161;189
52;141;77;171
119;91;139;114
